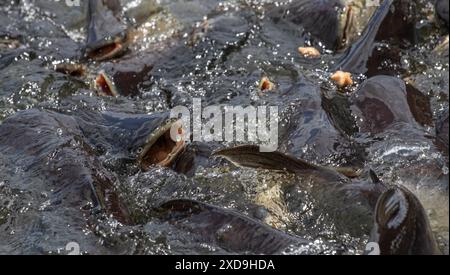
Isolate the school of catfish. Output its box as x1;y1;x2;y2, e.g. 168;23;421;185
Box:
0;0;448;255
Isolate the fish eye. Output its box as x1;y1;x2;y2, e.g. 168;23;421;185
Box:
136;147;143;154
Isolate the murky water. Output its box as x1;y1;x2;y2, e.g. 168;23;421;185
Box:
0;0;448;254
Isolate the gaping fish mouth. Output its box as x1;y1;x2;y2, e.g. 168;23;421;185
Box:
375;188;408;230
137;119;186;170
86;34;129;62
54;63;86;77
95;71;119;97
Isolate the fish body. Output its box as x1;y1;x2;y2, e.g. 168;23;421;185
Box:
350;75;419;134
157;199;326;254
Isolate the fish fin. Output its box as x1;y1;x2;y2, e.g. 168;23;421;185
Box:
213;145;319;174
334;0;394;74
369;169;382;184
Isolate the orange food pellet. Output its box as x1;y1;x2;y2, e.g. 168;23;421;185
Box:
331;71;353;87
298;47;321;58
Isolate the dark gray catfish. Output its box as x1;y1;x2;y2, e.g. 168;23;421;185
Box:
370;185;442;255
0;106;185;226
84;0;131;61
0;106;324;255
155;199;317;254
214;145;442;255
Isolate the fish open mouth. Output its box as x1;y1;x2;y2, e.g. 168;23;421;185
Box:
86;34;129;62
95;71;119;97
138;119;186;170
375;188;408;230
88;41;123;61
54;63;86;77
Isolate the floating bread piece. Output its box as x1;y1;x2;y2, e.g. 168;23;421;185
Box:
298;47;321;58
331;71;353;87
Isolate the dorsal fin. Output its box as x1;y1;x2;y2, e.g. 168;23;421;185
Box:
334;0;394;74
369;169;382;184
213;145;343;182
213;145;318;173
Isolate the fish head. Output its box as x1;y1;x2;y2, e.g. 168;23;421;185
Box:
130;115;186;170
84;0;131;61
351;76;416;134
85;31;130;61
370;186;441;255
96;111;186;170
